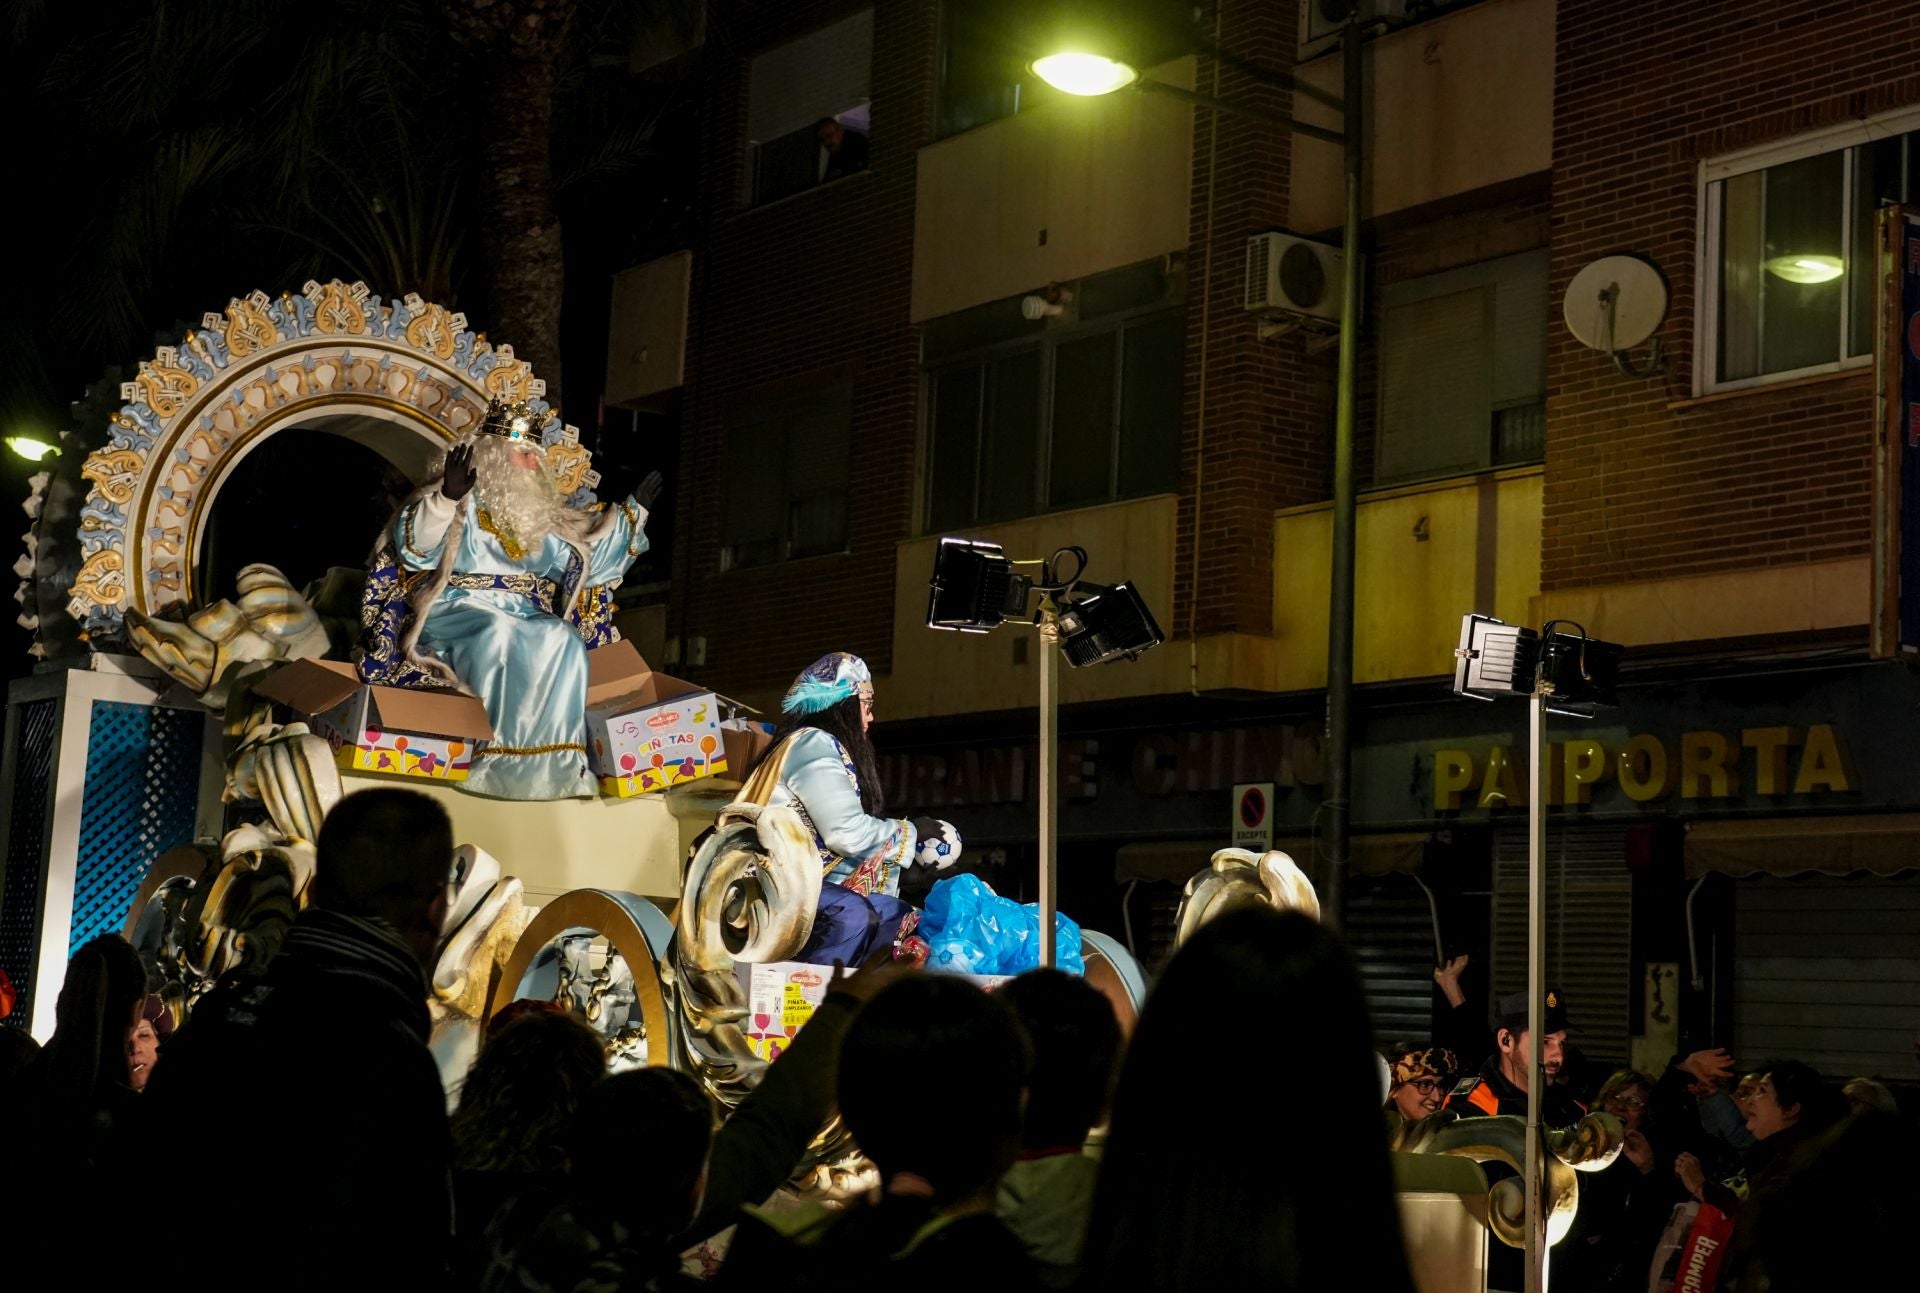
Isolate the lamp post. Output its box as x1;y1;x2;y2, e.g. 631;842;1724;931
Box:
1032;8;1364;927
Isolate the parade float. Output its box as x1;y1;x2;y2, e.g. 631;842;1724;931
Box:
0;280;1613;1286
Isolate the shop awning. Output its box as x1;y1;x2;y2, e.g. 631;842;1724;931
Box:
1684;814;1920;880
1113;833;1429;886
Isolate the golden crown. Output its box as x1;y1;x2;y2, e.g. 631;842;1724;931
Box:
478;397;554;444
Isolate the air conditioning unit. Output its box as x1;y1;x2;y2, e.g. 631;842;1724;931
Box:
1245;233;1346;323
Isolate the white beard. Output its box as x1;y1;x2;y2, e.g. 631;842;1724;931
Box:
460;438;569;550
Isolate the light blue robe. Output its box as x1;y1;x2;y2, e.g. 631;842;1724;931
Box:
765;728;916;897
393;490;648;800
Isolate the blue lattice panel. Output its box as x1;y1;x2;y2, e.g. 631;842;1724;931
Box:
67;702;202;952
0;699;58;1028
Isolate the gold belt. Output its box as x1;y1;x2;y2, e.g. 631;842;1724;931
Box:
447;571;561;610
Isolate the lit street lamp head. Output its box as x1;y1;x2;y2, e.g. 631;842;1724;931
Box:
1030;51;1138;97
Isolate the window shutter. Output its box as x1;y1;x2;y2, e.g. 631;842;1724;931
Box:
1491;249;1549;408
1346;874;1442;1046
747;9;873;144
1491;825;1632;1064
1378;286;1493;483
1734;874;1920;1079
784;389;852;559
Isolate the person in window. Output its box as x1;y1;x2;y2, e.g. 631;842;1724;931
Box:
817;116;869;182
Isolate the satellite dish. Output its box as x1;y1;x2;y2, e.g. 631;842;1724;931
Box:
1564;256;1668;377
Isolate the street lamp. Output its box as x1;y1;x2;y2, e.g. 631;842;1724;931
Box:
1030;52;1139;97
1028;2;1364;927
1454;614;1622;1293
5;435;60;463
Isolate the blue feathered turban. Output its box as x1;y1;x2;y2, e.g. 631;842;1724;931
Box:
782;652;873;715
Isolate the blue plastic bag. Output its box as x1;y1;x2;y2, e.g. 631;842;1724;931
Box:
918;874;1084;976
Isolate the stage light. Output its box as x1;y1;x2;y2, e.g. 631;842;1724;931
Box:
1454;614;1621;716
1454;614;1538;701
926;537;1033;632
1055;580;1164;667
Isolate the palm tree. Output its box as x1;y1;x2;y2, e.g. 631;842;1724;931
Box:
8;0;697;420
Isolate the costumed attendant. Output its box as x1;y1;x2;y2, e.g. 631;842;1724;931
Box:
748;653;962;965
370;399;662;800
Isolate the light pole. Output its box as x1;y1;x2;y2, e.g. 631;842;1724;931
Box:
1455;615;1623;1293
1032;9;1364;926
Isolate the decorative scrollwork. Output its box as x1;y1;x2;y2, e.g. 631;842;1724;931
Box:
1174;848;1321;948
46;278;594;649
1394;1110;1625;1248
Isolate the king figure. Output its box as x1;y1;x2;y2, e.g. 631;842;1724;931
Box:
360;398;661;800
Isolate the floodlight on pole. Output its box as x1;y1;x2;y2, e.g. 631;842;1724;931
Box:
1453;613;1624;1293
927;539;1164;966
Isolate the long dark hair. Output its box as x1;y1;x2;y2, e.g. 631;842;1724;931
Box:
747;695;886;815
1081;907;1416;1293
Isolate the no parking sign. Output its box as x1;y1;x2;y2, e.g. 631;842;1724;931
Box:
1231;782;1274;850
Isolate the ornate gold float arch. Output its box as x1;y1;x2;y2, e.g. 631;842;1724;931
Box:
62;278;598;640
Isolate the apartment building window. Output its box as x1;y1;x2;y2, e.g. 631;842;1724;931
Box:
748;9;873;206
721;385;851;569
1376;249;1548;484
925;263;1182;530
1700;118;1919;392
937;0;1044;138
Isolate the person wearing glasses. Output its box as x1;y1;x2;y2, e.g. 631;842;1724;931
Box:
1384;1044;1460;1133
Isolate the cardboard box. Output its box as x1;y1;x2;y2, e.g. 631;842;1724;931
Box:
738;961;847;1062
586;640;727;797
254;659;493;782
738;958;1010;1061
720;717;777;781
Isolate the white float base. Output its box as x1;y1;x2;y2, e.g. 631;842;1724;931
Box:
337;770;741;909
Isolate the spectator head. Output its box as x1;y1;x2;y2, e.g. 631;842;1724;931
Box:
1492;988;1570;1093
452;1010;607;1175
313;789;454;968
1843;1077;1897;1116
838;975;1030;1205
45;933;148;1098
1387;1044;1459;1121
1747;1060;1843;1141
1744;1110;1920;1291
1733;1070;1764;1111
1596;1069;1655;1134
815;117;845;152
999;968;1123;1151
1083;907;1414;1293
128;994;173;1092
567;1067;713;1240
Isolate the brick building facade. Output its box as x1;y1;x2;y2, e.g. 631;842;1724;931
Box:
626;0;1920;1074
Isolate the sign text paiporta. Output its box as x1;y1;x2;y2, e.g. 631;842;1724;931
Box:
1432;725;1854;811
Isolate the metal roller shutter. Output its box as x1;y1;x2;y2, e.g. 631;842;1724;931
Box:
1733;873;1920;1080
1492;825;1631;1064
1346;874;1441;1047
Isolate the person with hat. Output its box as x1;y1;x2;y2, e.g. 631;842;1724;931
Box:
1385;1044;1461;1133
1446;988;1585;1292
365;396;664;800
741;652;963;964
1446;987;1585;1124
